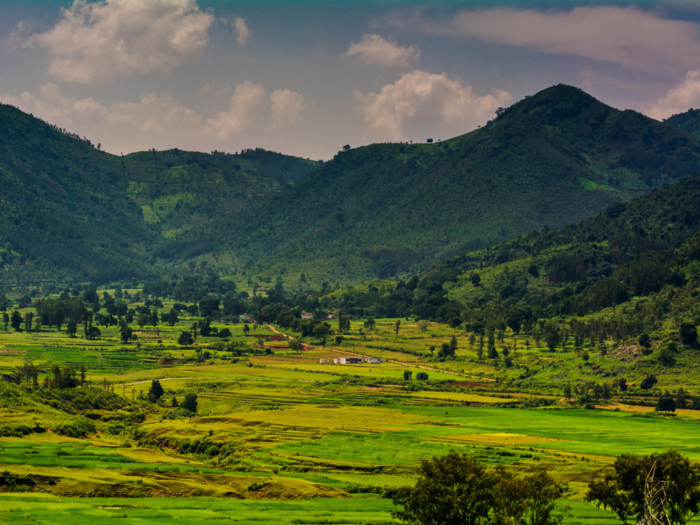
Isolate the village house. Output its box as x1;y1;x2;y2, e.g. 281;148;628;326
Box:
319;358;329;364
301;313;313;320
337;356;363;364
364;356;382;364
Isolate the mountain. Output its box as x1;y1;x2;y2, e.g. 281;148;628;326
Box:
665;108;700;138
177;85;700;285
0;104;319;285
321;168;700;325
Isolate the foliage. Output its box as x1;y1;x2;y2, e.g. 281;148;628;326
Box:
587;450;700;525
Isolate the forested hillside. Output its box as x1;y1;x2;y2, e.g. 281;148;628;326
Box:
665;108;700;138
0;105;319;285
178;85;700;285
321;169;700;334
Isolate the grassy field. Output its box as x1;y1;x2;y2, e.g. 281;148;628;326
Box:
0;300;698;524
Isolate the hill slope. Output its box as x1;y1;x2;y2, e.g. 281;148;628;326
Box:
180;85;700;284
665;108;700;138
0;104;319;284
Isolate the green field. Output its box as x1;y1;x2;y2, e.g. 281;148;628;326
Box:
0;302;698;525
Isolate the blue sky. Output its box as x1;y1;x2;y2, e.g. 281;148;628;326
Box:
2;0;700;160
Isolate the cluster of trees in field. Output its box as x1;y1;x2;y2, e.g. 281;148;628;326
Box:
394;449;700;525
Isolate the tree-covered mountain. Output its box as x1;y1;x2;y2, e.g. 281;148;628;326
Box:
320;168;700;332
665;108;700;138
178;85;700;285
0;104;319;286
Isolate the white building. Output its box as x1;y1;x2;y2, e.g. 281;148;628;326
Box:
319;358;329;364
338;356;363;364
365;356;382;364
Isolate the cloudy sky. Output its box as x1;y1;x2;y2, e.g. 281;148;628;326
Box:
2;0;700;160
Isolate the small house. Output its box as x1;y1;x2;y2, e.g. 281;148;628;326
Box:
319;358;329;364
365;356;382;364
338;356;363;364
301;313;313;320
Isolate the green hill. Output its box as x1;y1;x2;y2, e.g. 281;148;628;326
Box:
0;104;319;285
665;108;700;138
180;85;700;285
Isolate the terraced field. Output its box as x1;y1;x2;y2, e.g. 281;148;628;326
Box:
1;307;699;524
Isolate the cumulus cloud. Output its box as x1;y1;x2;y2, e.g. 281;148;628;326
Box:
206;81;268;139
390;7;700;72
0;82;306;153
355;70;510;141
644;70;700;120
234;17;250;46
19;0;213;83
345;34;420;68
270;89;305;129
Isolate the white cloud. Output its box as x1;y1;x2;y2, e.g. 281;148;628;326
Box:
644;70;700;120
390;7;700;72
234;17;250;46
20;0;213;83
0;82;306;153
345;34;420;68
270;89;305;130
355;70;511;141
206;81;268;140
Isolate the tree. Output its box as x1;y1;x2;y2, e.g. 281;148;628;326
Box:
24;312;33;332
3;312;8;332
243;324;250;336
587;450;700;525
618;377;628;392
86;326;101;340
181;393;198;412
449;335;458;354
288;338;304;354
392;451;495;525
149;379;164;401
364;317;376;330
638;333;651;349
219;328;232;340
471;273;481;286
120;327;135;344
562;384;573;400
403;370;412;381
681;323;698;345
677;388;688;409
641;374;658;390
416;372;428;381
658;343;677;366
393;451;567;525
10;310;22;331
418;320;429;332
178;331;194;346
657;390;677;413
66;321;78;337
395;319;401;335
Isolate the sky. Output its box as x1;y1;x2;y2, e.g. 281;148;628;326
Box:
2;1;700;161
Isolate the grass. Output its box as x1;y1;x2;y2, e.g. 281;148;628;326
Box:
1;305;699;524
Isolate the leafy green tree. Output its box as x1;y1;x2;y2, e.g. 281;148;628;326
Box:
395;319;401;334
471;273;481;286
393;451;567;525
181;393;198;412
66;321;77;337
657;390;677;413
178;331;194;346
219;328;232;340
658;343;677;366
148;379;164;401
23;312;33;332
677;388;688;409
120;327;135;343
641;374;658;390
638;333;651;349
86;326;101;340
3;312;8;332
681;323;698;345
403;370;412;381
416;372;428;381
449;335;458;354
618;377;628;392
167;308;179;327
288;338;303;354
364;317;376;330
587;450;700;525
10;310;22;331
